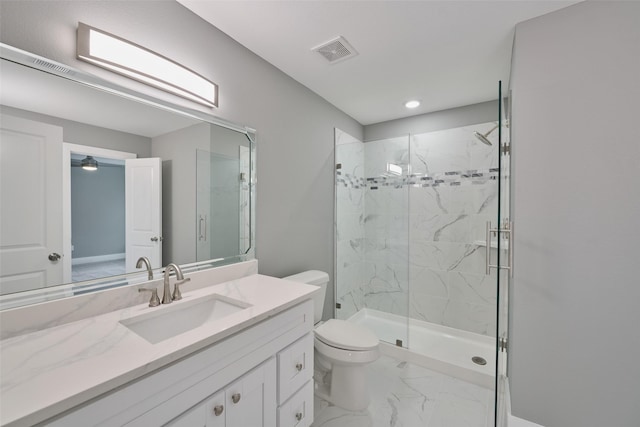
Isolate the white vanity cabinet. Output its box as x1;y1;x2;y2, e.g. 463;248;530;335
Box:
166;358;276;427
41;299;314;427
276;334;314;427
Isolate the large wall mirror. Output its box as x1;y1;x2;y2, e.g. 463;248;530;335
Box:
0;44;255;310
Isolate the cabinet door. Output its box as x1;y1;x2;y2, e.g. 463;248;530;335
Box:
277;381;313;427
167;389;225;427
225;358;276;427
277;333;313;404
205;390;226;427
166;399;208;427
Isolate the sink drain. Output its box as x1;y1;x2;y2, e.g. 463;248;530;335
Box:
472;356;487;366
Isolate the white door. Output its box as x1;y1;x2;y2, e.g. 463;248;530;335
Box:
125;158;162;272
0;114;63;294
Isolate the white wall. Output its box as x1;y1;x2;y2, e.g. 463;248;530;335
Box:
0;1;363;320
509;2;640;426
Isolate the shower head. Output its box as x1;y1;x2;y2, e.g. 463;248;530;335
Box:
474;131;493;146
473;123;499;146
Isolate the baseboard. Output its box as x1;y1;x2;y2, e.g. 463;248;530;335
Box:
509;415;544;427
72;253;125;266
506;379;545;427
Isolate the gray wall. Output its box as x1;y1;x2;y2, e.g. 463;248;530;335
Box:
0;106;151;158
0;0;363;320
152;122;211;266
363;100;498;142
509;2;640;426
71;165;125;258
0;105;147;260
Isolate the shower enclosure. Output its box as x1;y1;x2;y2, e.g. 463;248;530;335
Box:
196;125;254;264
335;87;510;425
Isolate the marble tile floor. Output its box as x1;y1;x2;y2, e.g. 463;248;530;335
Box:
72;259;126;282
311;354;494;427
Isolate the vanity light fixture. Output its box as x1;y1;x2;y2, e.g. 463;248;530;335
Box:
81;155;98;171
76;23;218;107
405;100;420;109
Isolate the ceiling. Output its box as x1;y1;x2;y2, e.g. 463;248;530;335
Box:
178;0;579;125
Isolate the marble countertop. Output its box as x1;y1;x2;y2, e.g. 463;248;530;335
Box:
0;274;318;426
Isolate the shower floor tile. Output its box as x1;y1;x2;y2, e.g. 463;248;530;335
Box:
311;354;494;427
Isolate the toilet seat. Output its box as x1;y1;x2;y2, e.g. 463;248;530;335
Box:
315;319;379;351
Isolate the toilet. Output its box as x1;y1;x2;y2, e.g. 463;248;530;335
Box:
283;270;379;411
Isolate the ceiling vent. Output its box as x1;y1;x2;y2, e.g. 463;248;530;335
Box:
312;36;358;64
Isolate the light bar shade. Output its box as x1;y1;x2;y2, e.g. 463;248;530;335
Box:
77;23;217;107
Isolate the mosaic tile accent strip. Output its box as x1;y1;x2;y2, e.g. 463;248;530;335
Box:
337;168;499;190
336;171;366;189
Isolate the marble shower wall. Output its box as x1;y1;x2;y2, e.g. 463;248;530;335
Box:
335;123;500;336
239;145;251;253
408;123;499;336
362;136;410;319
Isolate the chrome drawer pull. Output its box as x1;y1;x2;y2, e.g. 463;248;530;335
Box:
295;363;303;372
213;405;224;416
231;393;241;404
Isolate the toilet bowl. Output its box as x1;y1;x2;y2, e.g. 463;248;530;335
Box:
313;319;379;410
283;271;380;412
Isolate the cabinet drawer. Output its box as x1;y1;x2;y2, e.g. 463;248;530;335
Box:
277;332;313;404
277;380;313;427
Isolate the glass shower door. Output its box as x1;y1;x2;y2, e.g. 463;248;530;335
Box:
334;130;410;349
362;135;410;348
494;82;511;427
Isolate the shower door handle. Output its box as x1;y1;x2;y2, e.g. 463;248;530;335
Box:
198;214;207;241
485;222;492;275
485;221;513;277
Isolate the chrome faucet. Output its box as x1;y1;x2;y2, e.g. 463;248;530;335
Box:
162;263;191;304
136;257;153;280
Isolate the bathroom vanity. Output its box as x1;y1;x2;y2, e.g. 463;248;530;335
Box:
0;264;318;427
0;43;314;427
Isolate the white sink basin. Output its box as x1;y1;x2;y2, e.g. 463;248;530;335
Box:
120;294;252;344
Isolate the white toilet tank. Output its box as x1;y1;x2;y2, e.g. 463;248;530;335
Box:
282;270;329;324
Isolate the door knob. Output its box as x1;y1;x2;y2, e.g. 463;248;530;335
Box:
48;253;61;261
150;236;158;242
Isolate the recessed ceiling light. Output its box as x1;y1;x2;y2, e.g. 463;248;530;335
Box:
405;100;420;109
